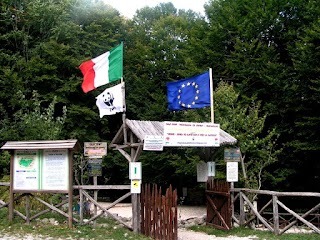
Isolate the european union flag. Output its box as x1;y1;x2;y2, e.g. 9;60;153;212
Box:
166;71;211;111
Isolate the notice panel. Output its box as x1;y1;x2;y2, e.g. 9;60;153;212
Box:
13;150;39;191
163;121;220;147
42;149;69;190
13;149;69;192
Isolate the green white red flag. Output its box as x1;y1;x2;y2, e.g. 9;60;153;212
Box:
79;43;123;93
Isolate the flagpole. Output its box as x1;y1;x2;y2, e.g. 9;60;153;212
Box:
120;77;128;145
209;68;214;123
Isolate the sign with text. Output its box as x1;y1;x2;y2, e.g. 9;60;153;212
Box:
143;135;164;151
88;158;102;176
13;149;69;191
84;142;107;158
224;148;241;162
163;121;220;147
227;162;238;182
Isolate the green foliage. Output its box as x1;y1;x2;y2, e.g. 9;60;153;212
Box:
215;82;281;191
0;90;66;140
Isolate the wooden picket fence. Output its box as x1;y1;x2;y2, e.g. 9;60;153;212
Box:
140;184;178;240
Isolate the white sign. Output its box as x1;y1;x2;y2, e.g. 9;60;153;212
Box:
207;162;216;177
129;162;142;180
197;162;208;182
131;180;141;194
143;135;164;151
163;121;220;147
42;149;69;191
13;149;69;191
227;162;238;182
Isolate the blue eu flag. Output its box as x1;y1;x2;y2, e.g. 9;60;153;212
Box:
166;71;211;111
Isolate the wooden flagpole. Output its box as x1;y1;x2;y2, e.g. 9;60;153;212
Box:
209;68;214;123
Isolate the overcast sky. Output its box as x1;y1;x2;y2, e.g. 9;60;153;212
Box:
103;0;208;18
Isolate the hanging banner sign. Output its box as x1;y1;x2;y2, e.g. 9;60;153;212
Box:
163;121;220;147
84;142;107;158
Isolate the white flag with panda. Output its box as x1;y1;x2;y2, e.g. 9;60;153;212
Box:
95;82;125;118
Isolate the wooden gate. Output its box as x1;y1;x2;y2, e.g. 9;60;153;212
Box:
206;179;231;230
140;184;178;240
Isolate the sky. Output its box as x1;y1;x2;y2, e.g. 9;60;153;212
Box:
103;0;209;19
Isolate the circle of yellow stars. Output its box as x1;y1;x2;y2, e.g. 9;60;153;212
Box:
177;81;200;108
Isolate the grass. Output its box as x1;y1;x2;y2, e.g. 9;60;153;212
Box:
0;209;151;240
189;225;320;240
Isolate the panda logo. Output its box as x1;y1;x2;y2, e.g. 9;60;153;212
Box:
102;92;115;110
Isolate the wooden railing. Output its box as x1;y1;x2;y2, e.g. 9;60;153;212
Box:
231;188;320;235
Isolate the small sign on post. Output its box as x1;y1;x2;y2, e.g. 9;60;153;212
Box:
227;162;238;182
84;142;107;158
224;148;241;162
207;162;216;177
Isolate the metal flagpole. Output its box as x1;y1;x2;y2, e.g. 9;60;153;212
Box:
209;68;214;123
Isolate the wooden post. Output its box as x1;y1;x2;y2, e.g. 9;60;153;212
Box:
93;176;98;228
68;150;73;228
239;191;245;226
272;195;279;235
80;188;83;224
26;194;30;224
9;154;14;223
230;182;234;227
131;132;140;233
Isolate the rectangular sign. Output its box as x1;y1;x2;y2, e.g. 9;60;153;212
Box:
13;149;69;191
84;142;107;158
143;135;164;151
42;149;69;191
163;121;220;147
131;180;141;194
88;158;102;176
227;162;238;182
129;162;142;180
13;150;39;191
197;162;208;182
207;162;216;177
224;148;241;162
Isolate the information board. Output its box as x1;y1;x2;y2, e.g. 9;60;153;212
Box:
143;135;164;151
13;149;69;191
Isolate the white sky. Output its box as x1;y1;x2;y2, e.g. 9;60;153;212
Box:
103;0;209;18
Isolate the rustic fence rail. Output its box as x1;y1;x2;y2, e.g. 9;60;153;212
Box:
141;184;178;240
231;188;320;235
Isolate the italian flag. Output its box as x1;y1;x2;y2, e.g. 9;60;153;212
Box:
80;42;123;93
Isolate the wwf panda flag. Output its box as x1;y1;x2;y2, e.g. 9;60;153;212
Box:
95;83;125;118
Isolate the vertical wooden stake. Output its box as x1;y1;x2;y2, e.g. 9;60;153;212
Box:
26;194;30;224
9;154;14;223
68;150;73;228
239;191;245;226
273;195;279;235
80;188;83;224
93;176;98;228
